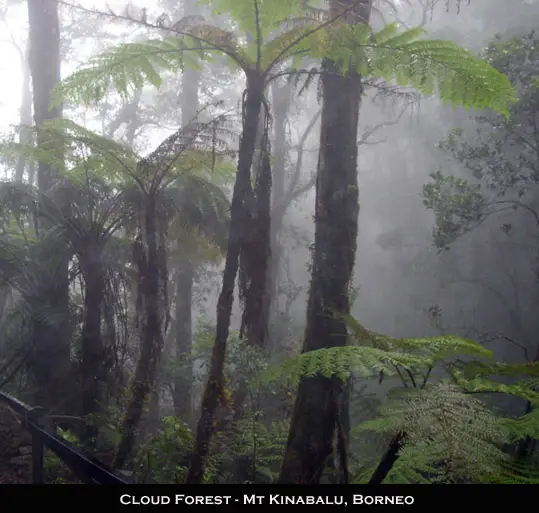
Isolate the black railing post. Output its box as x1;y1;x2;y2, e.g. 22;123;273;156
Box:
27;406;46;484
0;391;128;484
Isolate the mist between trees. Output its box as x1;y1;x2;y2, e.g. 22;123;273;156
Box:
0;0;538;484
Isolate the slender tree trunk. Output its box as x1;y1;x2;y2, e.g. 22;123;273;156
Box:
232;120;273;420
237;37;273;355
368;432;406;484
26;0;72;413
239;121;272;352
278;0;372;484
80;252;105;443
186;74;264;484
28;0;62;193
172;0;201;424
173;260;194;424
268;80;291;345
114;197;164;468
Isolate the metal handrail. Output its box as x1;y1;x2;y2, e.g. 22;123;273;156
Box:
0;391;128;484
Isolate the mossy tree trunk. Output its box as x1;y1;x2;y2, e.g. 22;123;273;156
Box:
79;246;106;443
172;0;201;425
268;80;291;346
27;0;72;414
186;72;264;484
114;194;165;468
278;0;372;484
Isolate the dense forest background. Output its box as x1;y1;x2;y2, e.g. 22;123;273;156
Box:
0;0;538;484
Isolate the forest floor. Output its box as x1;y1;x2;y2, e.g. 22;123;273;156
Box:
0;405;32;483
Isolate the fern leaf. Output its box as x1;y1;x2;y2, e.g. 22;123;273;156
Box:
365;38;516;116
499;408;539;443
199;0;312;39
54;38;186;106
260;345;431;386
356;383;509;483
454;373;539;405
344;314;491;362
302;23;515;116
461;360;539;379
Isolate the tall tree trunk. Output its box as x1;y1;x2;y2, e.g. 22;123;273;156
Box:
114;197;164;468
28;0;62;193
278;0;372;484
173;260;194;424
186;73;264;484
232;116;273;420
239;112;272;352
172;0;201;425
26;0;72;413
79;251;105;443
268;80;291;346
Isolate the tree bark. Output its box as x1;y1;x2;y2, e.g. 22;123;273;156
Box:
368;432;406;484
26;0;72;414
114;196;164;468
27;0;62;193
172;0;201;425
268;80;291;332
79;250;105;443
173;259;194;425
239;117;272;352
278;0;372;484
186;73;264;484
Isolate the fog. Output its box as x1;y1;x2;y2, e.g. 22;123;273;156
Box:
0;0;538;485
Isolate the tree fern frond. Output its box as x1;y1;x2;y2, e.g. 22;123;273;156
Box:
499;408;539;443
374;26;426;47
489;459;539;484
356;382;509;483
54;38;187;105
344;314;492;362
55;14;515;120
199;0;312;39
213;417;289;483
453;372;539;405
374;443;445;484
394;335;492;361
163;174;230;251
364;38;516;116
460;360;539;379
1;118;139;182
260;345;431;386
261;24;318;70
299;23;516;116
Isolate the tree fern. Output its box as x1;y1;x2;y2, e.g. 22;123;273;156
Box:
261;345;432;386
451;360;539;404
135;416;194;484
489;459;539;484
53;38;188;106
213;417;290;483
499;408;539;443
53;9;515;118
262;314;492;387
344;313;492;360
300;22;516;116
355;382;509;483
199;0;311;39
0;118;232;190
